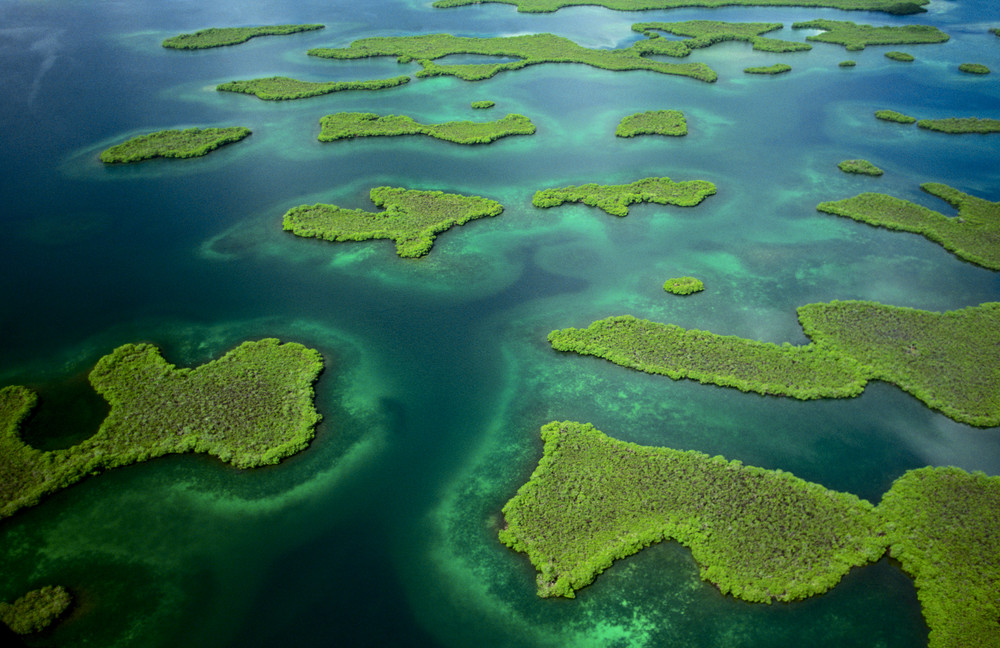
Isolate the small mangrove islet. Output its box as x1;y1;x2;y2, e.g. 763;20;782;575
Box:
502;422;1000;648
663;276;704;295
615;110;687;137
308;33;717;83
839;60;857;67
100;127;251;163
317;112;535;144
630;21;812;57
162;24;324;49
0;339;324;518
471;100;496;109
432;0;929;15
0;586;72;635
791;19;948;50
744;63;792;74
958;63;990;74
500;421;885;602
548;301;1000;427
216;75;409;100
282;186;503;258
817;182;1000;270
884;50;915;61
838;159;883;175
917;117;1000;134
875;109;916;124
532;177;716;217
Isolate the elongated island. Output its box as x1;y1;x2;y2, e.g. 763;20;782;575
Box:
100;127;251;163
162;24;324;49
317;112;535;144
533;177;716;217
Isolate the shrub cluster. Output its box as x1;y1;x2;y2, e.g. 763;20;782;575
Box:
662;276;704;295
0;339;324;518
471;100;496;109
317;112;535;144
216;75;409;100
816;182;1000;270
99;127;251;164
532;177;716;217
283;186;504;257
0;586;72;634
162;24;324;49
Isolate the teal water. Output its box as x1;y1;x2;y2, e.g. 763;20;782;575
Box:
1;0;999;646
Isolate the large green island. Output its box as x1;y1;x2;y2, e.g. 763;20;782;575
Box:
100;127;251;163
432;0;929;15
308;33;717;83
501;421;1000;648
817;182;1000;270
532;177;717;217
0;338;324;519
283;186;504;257
162;24;324;49
548;300;1000;427
317;112;535;144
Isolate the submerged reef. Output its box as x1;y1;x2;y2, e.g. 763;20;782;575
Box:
532;177;716;217
283;186;504;258
548;301;1000;427
0;339;324;518
100;127;251;163
817;182;1000;269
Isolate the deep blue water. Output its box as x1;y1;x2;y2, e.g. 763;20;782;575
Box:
0;0;998;646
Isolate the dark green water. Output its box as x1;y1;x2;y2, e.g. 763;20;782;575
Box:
1;1;998;646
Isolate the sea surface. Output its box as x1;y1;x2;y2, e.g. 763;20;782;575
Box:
1;0;998;646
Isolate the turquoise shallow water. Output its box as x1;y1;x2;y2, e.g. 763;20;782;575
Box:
1;0;999;646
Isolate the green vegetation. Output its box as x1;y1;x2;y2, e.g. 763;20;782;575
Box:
282;186;503;258
817;182;1000;270
432;0;929;15
992;28;1000;38
958;63;990;74
532;177;716;217
663;276;704;295
791;19;948;51
308;33;718;83
0;586;71;634
630;21;812;57
500;421;884;601
839;60;857;67
100;127;251;164
548;301;1000;427
917;117;1000;134
162;24;324;49
0;339;324;518
875;109;916;123
216;75;409;100
879;467;1000;648
884;50;914;61
471;100;496;109
317;112;535;144
744;64;792;74
838;159;883;176
615;110;687;137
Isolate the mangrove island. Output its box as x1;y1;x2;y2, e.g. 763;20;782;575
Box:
630;21;812;57
532;177;716;217
100;127;251;164
0;586;72;635
162;24;324;49
432;0;929;15
317;112;535;144
616;110;687;137
838;159;884;175
216;75;410;100
791;18;948;50
663;276;705;295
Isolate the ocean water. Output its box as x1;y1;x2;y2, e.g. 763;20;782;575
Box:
1;0;998;646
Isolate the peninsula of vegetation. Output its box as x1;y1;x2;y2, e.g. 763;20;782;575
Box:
100;127;251;163
663;276;704;295
0;339;324;518
282;186;503;258
548;301;1000;427
0;586;71;635
878;467;1000;648
501;421;1000;648
958;63;990;74
317;112;535;144
875;109;916;123
500;421;884;602
791;19;948;50
744;63;791;74
216;75;409;100
630;21;812;57
817;182;1000;270
838;159;883;175
308;33;717;83
162;24;324;49
432;0;929;15
532;177;716;217
616;110;687;137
